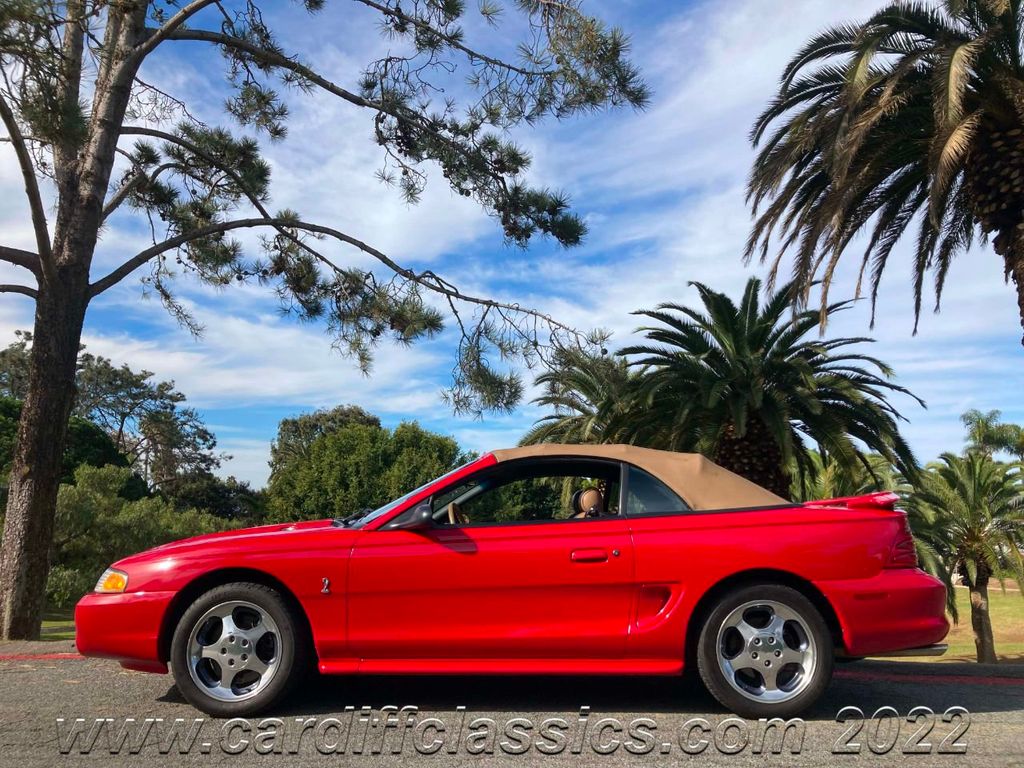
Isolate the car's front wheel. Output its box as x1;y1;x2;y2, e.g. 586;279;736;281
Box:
696;584;833;719
170;582;307;716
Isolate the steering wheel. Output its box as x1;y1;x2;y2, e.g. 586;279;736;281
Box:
447;501;468;526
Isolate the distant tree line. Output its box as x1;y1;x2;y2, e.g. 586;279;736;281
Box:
0;334;262;606
1;331;223;491
0;335;469;607
265;405;469;521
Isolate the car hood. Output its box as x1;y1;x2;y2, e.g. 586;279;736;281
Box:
116;518;343;564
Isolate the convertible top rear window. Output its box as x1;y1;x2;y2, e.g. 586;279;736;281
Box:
626;465;690;516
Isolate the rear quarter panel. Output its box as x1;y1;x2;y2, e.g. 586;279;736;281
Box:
627;505;902;658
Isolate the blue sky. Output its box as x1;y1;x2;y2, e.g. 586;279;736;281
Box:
2;0;1023;487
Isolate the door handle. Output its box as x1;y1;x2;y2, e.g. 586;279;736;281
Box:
571;548;608;563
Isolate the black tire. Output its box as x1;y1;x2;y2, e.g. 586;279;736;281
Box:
170;582;308;717
696;584;833;719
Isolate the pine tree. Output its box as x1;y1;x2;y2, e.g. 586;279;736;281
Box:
0;0;647;638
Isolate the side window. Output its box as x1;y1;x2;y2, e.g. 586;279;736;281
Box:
626;466;689;516
431;460;622;526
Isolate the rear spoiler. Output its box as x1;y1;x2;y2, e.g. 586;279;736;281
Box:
802;491;900;510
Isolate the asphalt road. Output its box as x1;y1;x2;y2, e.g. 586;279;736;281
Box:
1;641;1022;767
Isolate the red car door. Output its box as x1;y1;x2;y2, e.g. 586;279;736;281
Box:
346;516;634;663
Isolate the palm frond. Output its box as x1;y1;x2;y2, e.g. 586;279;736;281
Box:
749;0;1024;330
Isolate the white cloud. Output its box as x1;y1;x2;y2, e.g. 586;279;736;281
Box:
80;294;448;408
212;438;274;487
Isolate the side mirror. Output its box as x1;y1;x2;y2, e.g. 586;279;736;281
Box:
383;500;434;531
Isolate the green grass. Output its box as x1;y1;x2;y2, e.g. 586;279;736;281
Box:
40;606;75;642
936;584;1024;663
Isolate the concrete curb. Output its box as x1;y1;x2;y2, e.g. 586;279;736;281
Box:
854;658;1024;679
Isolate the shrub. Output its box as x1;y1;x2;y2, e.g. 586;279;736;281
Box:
48;465;235;608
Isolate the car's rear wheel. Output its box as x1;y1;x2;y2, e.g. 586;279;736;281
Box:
170;582;307;716
696;584;833;719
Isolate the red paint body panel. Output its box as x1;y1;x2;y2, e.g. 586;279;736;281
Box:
816;568;950;655
347;518;634;659
76;591;174;671
75;458;949;677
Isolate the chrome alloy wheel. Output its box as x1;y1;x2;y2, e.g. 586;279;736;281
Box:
187;600;282;702
715;599;817;703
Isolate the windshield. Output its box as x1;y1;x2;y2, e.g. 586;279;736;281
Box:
343;459;480;528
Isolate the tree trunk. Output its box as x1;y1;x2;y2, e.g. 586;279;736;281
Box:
967;575;998;664
0;268;90;639
964;119;1024;342
0;3;148;640
713;418;791;499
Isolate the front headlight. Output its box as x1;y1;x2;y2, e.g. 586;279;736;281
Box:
95;567;128;593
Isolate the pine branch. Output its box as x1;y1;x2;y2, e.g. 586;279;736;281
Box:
119;126;256;192
0;284;38;299
0;246;41;276
151;27;373;107
88;215;576;335
111;129;582;376
102;154;178;221
133;0;221;59
144;27;597;239
117;125;333;270
0;92;53;277
352;0;553;78
54;0;87;181
149;26;499;167
131;74;205;124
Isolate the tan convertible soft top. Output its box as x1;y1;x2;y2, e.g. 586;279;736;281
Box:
490;444;787;511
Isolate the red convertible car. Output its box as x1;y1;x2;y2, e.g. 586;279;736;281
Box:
76;444;949;718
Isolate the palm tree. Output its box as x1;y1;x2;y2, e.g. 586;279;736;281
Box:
906;452;1024;663
520;348;638;446
790;450;897;502
962;408;1024;458
619;278;921;498
749;1;1024;341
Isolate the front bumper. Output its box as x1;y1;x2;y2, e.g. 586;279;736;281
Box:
75;591;176;674
816;568;950;657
